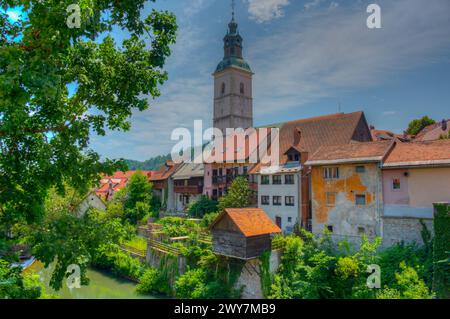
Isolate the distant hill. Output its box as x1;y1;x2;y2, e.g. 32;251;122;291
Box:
124;154;171;171
123;145;205;171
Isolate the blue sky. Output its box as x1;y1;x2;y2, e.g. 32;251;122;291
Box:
20;0;450;161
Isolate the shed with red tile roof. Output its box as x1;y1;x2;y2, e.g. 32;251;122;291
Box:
209;208;281;259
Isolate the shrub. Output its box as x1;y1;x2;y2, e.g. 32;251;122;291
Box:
136;268;162;295
433;203;450;298
187;196;218;218
125;201;151;225
175;268;208;299
200;212;219;228
377;262;434;299
378;242;433;289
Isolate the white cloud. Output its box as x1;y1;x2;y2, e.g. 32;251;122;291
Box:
247;0;450;116
247;0;290;23
304;0;324;11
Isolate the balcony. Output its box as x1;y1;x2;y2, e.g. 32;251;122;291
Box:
212;174;249;185
174;185;203;194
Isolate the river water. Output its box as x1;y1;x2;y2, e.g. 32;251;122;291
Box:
28;261;161;299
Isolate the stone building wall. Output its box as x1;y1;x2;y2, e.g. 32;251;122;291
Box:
234;249;282;299
382;216;434;247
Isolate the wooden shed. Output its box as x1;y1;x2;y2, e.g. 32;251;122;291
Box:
209;208;282;260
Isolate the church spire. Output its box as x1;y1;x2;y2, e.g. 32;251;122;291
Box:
214;0;252;74
231;0;236;22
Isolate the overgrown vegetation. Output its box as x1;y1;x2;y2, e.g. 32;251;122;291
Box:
266;231;435;299
187;196;218;218
432;203;450;298
0;0;177;297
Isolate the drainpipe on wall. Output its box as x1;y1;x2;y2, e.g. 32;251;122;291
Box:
377;163;383;239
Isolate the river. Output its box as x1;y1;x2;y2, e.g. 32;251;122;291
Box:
27;261;162;299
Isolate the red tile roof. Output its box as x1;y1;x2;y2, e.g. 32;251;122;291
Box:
414;119;450;141
149;160;182;181
203;128;269;163
306;141;394;165
250;112;371;173
95;170;153;200
371;129;395;141
383;140;450;168
210;208;282;237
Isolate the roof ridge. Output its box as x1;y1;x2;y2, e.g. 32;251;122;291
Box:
283;111;362;126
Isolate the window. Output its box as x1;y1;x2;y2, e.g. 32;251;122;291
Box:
392;178;401;190
240;82;245;94
273;196;282;206
221;82;226;95
261;175;270;185
273;175;282;185
356;166;366;173
355;194;367;206
288;217;292;223
285;196;295;206
327;225;334;233
285;174;295;185
261;196;270;205
326;192;336;207
288;153;300;162
243;166;248;175
323;167;339;180
358;227;366;235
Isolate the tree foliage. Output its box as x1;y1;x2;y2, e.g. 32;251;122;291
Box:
406;116;436;135
0;259;42;299
268;232;434;299
0;0;177;228
217;177;251;212
187;196;218;218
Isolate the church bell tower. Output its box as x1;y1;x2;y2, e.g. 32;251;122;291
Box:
213;2;253;134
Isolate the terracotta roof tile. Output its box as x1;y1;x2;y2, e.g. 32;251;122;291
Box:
306;141;394;165
210;208;281;237
414;120;450;141
250;112;370;173
384;140;450;167
150;160;182;181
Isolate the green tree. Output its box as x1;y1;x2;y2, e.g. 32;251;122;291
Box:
218;177;251;212
406;116;436;135
0;0;176;289
124;171;153;210
0;259;43;299
188;196;218;218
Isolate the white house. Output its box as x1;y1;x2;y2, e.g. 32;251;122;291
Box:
77;192;107;217
254;162;302;234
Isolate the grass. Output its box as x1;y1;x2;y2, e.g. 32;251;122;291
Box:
123;236;147;252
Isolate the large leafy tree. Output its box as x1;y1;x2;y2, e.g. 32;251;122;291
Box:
0;0;176;289
0;0;177;227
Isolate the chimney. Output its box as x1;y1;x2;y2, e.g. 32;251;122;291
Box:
293;128;301;145
369;125;375;130
442;119;448;131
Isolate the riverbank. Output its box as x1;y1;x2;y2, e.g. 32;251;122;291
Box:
27;260;163;299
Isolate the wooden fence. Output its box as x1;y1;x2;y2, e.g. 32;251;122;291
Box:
148;239;181;256
120;244;146;258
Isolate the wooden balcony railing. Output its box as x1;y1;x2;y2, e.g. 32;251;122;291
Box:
174;185;203;194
